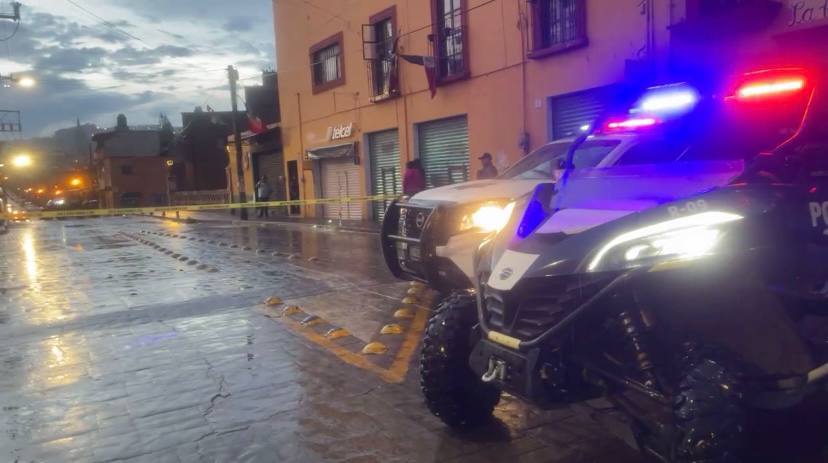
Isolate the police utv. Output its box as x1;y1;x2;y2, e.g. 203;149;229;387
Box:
419;66;828;462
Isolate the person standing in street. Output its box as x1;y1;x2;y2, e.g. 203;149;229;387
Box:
256;175;272;217
476;153;498;179
403;159;426;196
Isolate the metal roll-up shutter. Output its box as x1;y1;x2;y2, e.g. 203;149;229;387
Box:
549;86;614;140
368;129;401;221
418;115;469;188
254;151;286;200
321;157;362;221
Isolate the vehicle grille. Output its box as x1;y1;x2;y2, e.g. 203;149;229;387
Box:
482;276;609;340
396;205;434;239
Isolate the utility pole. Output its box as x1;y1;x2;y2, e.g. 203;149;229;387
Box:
227;65;248;220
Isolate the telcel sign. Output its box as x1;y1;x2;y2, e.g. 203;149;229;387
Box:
327;123;354;141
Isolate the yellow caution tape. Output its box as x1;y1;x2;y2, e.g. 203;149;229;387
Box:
1;194;397;220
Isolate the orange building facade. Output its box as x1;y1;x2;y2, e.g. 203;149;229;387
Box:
273;0;828;221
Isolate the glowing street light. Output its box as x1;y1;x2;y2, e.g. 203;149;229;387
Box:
11;153;32;168
69;177;82;187
16;76;36;88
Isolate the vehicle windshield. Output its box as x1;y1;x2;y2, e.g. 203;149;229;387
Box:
502;139;621;180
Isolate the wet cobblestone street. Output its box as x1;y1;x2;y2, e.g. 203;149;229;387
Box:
0;217;647;463
1;217;824;462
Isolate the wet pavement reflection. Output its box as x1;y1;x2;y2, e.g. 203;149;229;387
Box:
1;217;823;462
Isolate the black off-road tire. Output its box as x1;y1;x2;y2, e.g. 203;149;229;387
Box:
420;291;501;428
672;343;748;463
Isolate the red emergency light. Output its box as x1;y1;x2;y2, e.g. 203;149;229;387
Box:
728;69;809;102
604;117;659;131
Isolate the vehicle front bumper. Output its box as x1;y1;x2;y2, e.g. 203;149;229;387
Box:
380;199;476;291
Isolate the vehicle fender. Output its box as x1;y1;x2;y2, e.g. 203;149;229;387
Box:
641;275;813;377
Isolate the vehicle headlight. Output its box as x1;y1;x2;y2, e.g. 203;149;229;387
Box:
587;211;743;272
54;199;65;206
460;202;516;233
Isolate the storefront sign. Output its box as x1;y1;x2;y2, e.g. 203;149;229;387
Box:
788;0;828;27
327;123;354;141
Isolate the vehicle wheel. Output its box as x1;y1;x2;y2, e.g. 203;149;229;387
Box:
672;343;747;463
420;291;500;428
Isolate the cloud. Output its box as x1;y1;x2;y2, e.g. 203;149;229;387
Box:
4;1;275;136
223;16;254;32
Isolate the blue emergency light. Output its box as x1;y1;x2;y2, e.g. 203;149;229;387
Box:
632;84;699;115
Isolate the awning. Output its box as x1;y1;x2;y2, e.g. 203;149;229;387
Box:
305;142;355;160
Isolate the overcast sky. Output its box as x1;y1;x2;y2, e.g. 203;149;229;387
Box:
0;0;275;136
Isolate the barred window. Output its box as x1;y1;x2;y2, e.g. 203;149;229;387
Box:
372;18;395;96
310;33;345;93
530;0;587;57
433;0;467;81
312;44;341;86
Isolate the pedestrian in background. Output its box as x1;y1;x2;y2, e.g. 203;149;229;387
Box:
477;153;498;179
403;159;426;196
256;175;272;217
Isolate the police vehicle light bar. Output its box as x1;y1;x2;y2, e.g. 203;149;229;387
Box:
729;69;808;101
635;84;699;114
605;117;659;130
737;78;805;99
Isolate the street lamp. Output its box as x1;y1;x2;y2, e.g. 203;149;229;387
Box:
11;154;32;168
16;76;35;88
11;153;32;168
69;177;82;187
1;74;36;88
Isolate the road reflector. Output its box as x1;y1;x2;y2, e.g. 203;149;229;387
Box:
362;342;388;355
402;296;418;304
394;308;415;319
406;287;421;296
380;324;403;335
301;315;322;326
325;327;350;340
281;305;302;316
265;296;283;306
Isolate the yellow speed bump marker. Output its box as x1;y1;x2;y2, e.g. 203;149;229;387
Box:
361;342;388;355
264;296;283;306
380;323;403;335
325;327;350;340
393;308;415;319
406;287;421;296
401;296;418;305
301;315;322;327
281;305;302;317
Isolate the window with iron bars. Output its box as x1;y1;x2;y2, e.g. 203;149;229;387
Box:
373;19;394;95
432;0;468;82
529;0;587;58
310;33;345;93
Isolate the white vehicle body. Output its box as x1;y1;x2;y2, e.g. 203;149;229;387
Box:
380;134;644;291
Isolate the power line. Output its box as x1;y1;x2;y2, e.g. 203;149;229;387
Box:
63;0;147;45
